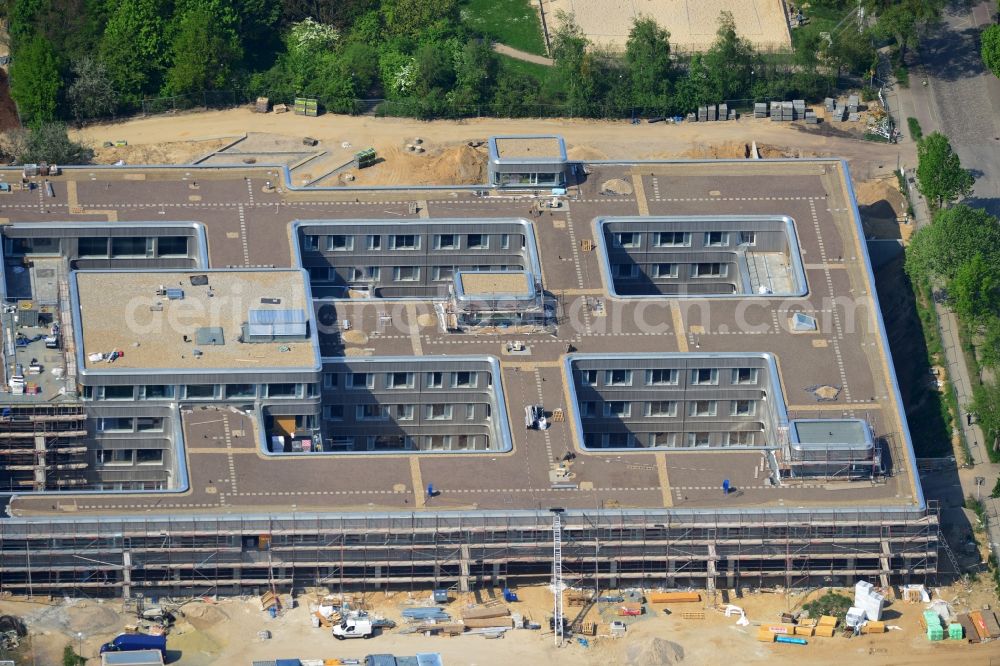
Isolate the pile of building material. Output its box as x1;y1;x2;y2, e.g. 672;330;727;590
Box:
825;95;862;123
648;592;701;604
695;104;735;121
767;100;812;122
956;609;1000;643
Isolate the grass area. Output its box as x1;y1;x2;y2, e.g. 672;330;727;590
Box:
907;117;923;141
789;5;847;53
497;53;551;80
461;0;546;56
802;592;853;619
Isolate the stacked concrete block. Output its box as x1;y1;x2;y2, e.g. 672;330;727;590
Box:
792;99;806;119
718;103;728;121
754;102;768;118
697;106;708;122
781;101;794;121
770;101;782;120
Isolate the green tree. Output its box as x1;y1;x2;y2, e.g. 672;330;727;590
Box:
67;56;118;122
99;0;168;104
916;132;974;209
702;11;756;101
8;122;95;164
983;24;1000;79
449;39;497;109
9;34;62;125
624;17;672;111
950;254;1000;322
491;69;540;117
551;12;597;115
164;2;243;95
906;205;1000;282
980;318;1000;368
866;0;945;57
972;380;1000;459
381;0;457;39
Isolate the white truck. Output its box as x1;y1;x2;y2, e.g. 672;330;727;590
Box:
332;616;374;640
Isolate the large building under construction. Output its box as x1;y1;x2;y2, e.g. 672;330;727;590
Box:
0;140;937;600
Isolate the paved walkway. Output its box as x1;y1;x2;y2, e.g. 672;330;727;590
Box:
893;0;1000;567
492;43;554;66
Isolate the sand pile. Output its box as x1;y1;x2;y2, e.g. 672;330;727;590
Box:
184;603;229;631
567;145;608;161
601;178;633;195
626;637;685;666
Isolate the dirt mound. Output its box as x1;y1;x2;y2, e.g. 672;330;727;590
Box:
93;138;232;165
601;178;633;195
626;637;685;666
567;144;608;161
184;603;229;631
342;142;487;187
66;602;120;634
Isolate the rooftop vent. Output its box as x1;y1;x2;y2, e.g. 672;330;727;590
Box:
245;308;308;341
791;313;818;331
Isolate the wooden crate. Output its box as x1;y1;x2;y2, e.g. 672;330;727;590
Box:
680;611;705;620
817;615;838;628
814;626;836;638
580;239;593;251
648;592;701;604
794;625;815;637
757;629;776;643
862;621;885;634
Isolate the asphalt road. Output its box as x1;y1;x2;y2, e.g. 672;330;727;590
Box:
894;0;1000;568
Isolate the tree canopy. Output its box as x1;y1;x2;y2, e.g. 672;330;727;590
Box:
915;132;975;209
983;24;1000;79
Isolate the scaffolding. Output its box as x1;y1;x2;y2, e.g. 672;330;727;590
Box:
0;506;939;598
0;403;88;491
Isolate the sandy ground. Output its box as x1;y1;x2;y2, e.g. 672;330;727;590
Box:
71;105;912;186
4;582;1000;665
544;0;792;52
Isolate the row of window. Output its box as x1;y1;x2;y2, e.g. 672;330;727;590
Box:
613;262;729;280
323;402;489;421
325;433;487;450
585;431;757;448
96;417;164;433
581;399;757;418
323;371;484;390
611;231;756;249
97;448;165;465
304;233;519;252
309;265;524;284
581;367;759;388
86;383;311;401
9;235;190;258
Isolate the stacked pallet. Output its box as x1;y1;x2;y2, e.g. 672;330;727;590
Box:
648;592;701;604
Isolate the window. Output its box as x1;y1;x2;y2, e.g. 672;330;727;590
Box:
605;369;632;386
688;432;712;447
613;264;638;279
365;266;380;281
653;263;678;278
689;400;718;417
136;449;164;464
157;236;188;256
426;372;443;388
650;432;678;447
135;417;163;432
466;404;476;420
727;431;756;445
693;262;727;278
323;373;338;389
732;368;759;385
266;383;299;398
390;234;417;250
98;449;133;465
467;233;488;249
308;266;330;282
432;266;454;281
501;234;511;249
141;385;173;399
452;371;475;388
185;384;217;400
580;402;596;417
102;385;134;400
78;237;108;257
112;236;149;257
704;231;729;247
323;405;344;421
740;231;757;246
367;235;381;250
731;400;755;416
435;234;457;249
654;231;691;247
386;372;414;389
606;433;633;448
604;401;631;417
225;384;256;399
646;401;677;417
98;418;132;432
427;404;452;420
691;368;719;385
304;235;319;250
11;237;59;255
393;266;419;281
580;369;599;386
326;234;353;251
394;404;415;420
612;232;640;248
347;373;372;389
357;404;389;421
646;369;679;386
